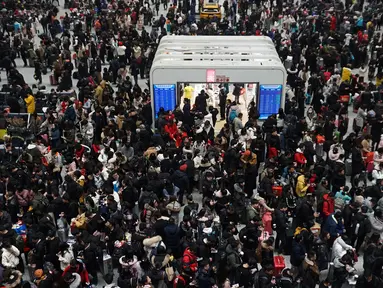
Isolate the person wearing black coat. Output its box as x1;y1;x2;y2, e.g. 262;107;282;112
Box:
313;231;330;271
32;233;46;269
163;217;181;257
342;203;358;238
290;235;306;276
331;168;346;194
0;210;13;232
296;197;316;228
257;264;275;288
274;205;288;254
195;90;209;113
197;260;216;288
45;231;61;271
364;180;383;199
170;167;189;205
351;145;364;184
82;240;99;285
355;269;383;288
351;206;371;253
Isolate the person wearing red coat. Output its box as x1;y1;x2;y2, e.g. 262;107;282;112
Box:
294;148;307;166
164;120;178;141
322;193;335;221
182;245;198;273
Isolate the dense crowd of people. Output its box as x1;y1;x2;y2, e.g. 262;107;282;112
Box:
1;0;383;287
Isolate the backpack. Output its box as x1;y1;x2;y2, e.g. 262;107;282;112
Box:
150;241;162;258
229;109;237;122
32;194;49;215
216;241;229;272
184;203;198;219
173;275;185;288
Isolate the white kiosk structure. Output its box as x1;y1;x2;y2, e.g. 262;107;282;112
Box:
150;36;287;122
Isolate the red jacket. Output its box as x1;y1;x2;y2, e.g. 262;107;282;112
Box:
182;248;197;272
62;263;90;284
165;123;178;140
294;152;306;165
322;194;335;217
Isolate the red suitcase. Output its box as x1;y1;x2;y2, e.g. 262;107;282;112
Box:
274;255;285;275
272;186;283;197
50;74;57;86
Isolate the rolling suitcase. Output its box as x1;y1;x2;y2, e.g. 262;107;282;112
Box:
345;159;352;176
274;256;286;275
101;250;113;276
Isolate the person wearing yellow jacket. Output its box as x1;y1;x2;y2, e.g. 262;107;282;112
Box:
296;173;310;197
95;80;106;105
24;94;35;114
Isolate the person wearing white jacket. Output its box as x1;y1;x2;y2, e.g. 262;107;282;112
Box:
58;246;74;271
331;235;353;261
1;243;20;269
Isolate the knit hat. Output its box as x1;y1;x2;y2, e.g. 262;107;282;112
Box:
34;269;43;279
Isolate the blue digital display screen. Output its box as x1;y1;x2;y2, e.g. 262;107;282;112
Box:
258;85;282;120
153;84;176;118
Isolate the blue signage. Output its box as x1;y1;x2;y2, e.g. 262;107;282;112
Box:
258;85;282;120
153;84;177;118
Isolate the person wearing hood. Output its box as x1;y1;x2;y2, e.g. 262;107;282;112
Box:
120;249;143;279
3;269;22;288
286;64;298;90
